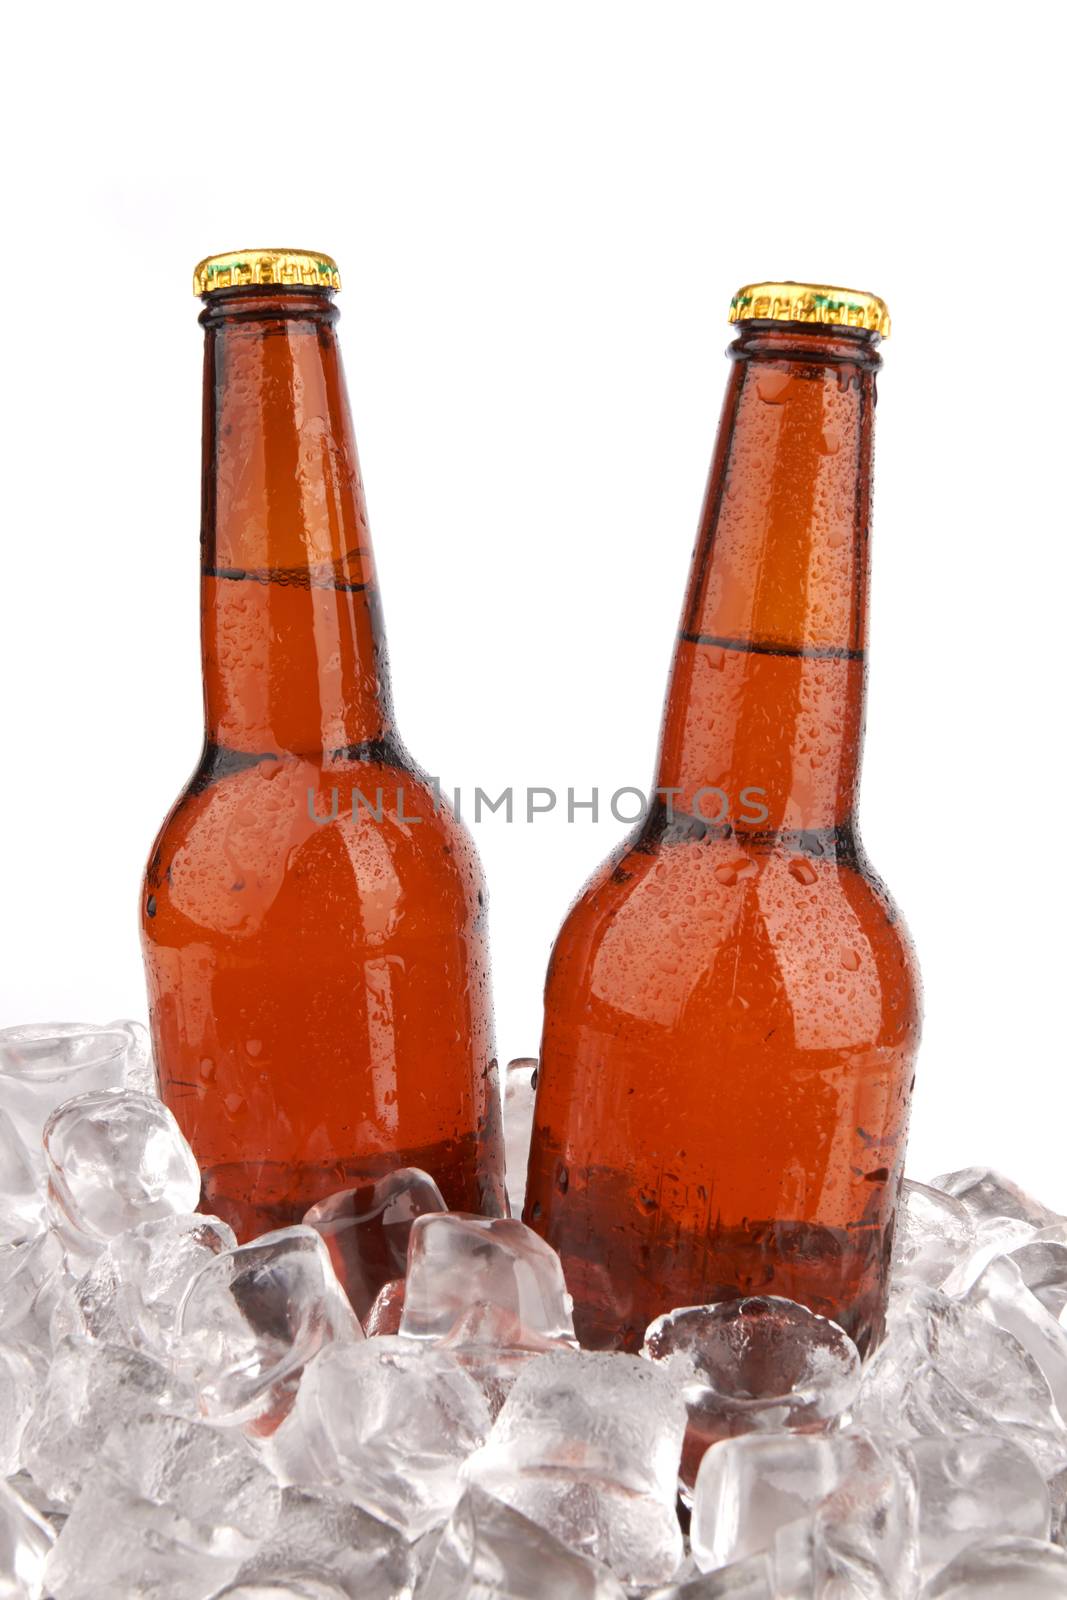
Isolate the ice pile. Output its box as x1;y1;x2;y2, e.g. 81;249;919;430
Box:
2;1025;1067;1599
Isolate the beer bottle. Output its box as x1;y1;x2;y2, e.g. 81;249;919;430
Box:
525;282;920;1353
142;249;504;1237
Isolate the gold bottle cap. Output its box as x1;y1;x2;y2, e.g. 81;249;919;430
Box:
729;281;890;337
193;248;341;297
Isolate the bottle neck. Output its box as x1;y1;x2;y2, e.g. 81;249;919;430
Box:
200;288;395;759
655;324;880;840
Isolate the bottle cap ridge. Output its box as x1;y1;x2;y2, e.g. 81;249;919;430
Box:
729;281;889;338
193;249;341;297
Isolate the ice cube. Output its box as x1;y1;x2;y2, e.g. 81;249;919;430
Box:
0;1107;45;1243
302;1166;446;1321
808;1431;919;1597
422;1485;628;1599
463;1350;687;1588
690;1431;849;1572
231;1485;414;1599
642;1297;860;1489
924;1535;1067;1596
0;1023;135;1149
44;1088;201;1254
106;1408;280;1548
176;1225;362;1428
929;1167;1064;1232
43;1410;280;1600
965;1251;1067;1424
107;1018;157;1094
503;1057;537;1218
400;1213;576;1347
0;1343;41;1477
43;1469;234;1600
853;1288;1067;1476
907;1435;1049;1577
438;1300;579;1417
58;1212;235;1362
891;1180;975;1294
269;1335;492;1538
1005;1232;1067;1322
21;1334;193;1504
0;1229;69;1359
688;1427;917;1592
0;1478;54;1600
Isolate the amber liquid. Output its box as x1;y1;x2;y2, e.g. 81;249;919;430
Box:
526;324;920;1354
142;287;504;1236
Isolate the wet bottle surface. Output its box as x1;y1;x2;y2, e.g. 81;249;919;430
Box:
525;284;920;1354
141;250;504;1237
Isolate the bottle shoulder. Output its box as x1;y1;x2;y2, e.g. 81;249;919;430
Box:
142;750;485;943
547;833;920;1038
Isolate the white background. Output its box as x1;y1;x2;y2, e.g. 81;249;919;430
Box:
2;4;1064;1205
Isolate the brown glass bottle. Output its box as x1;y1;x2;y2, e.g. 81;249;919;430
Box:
141;250;504;1238
525;283;920;1354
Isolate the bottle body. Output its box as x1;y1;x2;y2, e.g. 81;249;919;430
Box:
525;317;920;1353
142;279;504;1236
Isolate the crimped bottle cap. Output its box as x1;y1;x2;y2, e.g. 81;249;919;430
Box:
193;248;341;297
729;281;890;337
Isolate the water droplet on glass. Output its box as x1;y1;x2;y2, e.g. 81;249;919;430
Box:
789;859;818;887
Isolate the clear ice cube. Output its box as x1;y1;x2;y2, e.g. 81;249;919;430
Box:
0;1107;45;1243
422;1485;628;1599
44;1469;241;1600
57;1212;235;1362
689;1427;918;1593
400;1213;576;1347
964;1251;1067;1425
107;1017;157;1095
924;1535;1067;1596
929;1167;1064;1232
0;1478;55;1600
269;1335;492;1539
43;1409;280;1600
853;1288;1067;1477
232;1485;414;1600
437;1299;580;1417
807;1431;919;1598
302;1166;446;1322
176;1225;362;1428
21;1334;194;1505
690;1430;849;1572
642;1297;860;1489
0;1023;136;1150
1009;1232;1067;1321
463;1349;687;1588
44;1088;200;1253
0;1230;70;1359
0;1343;41;1477
100;1408;280;1551
907;1434;1049;1577
891;1180;975;1294
503;1058;538;1218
